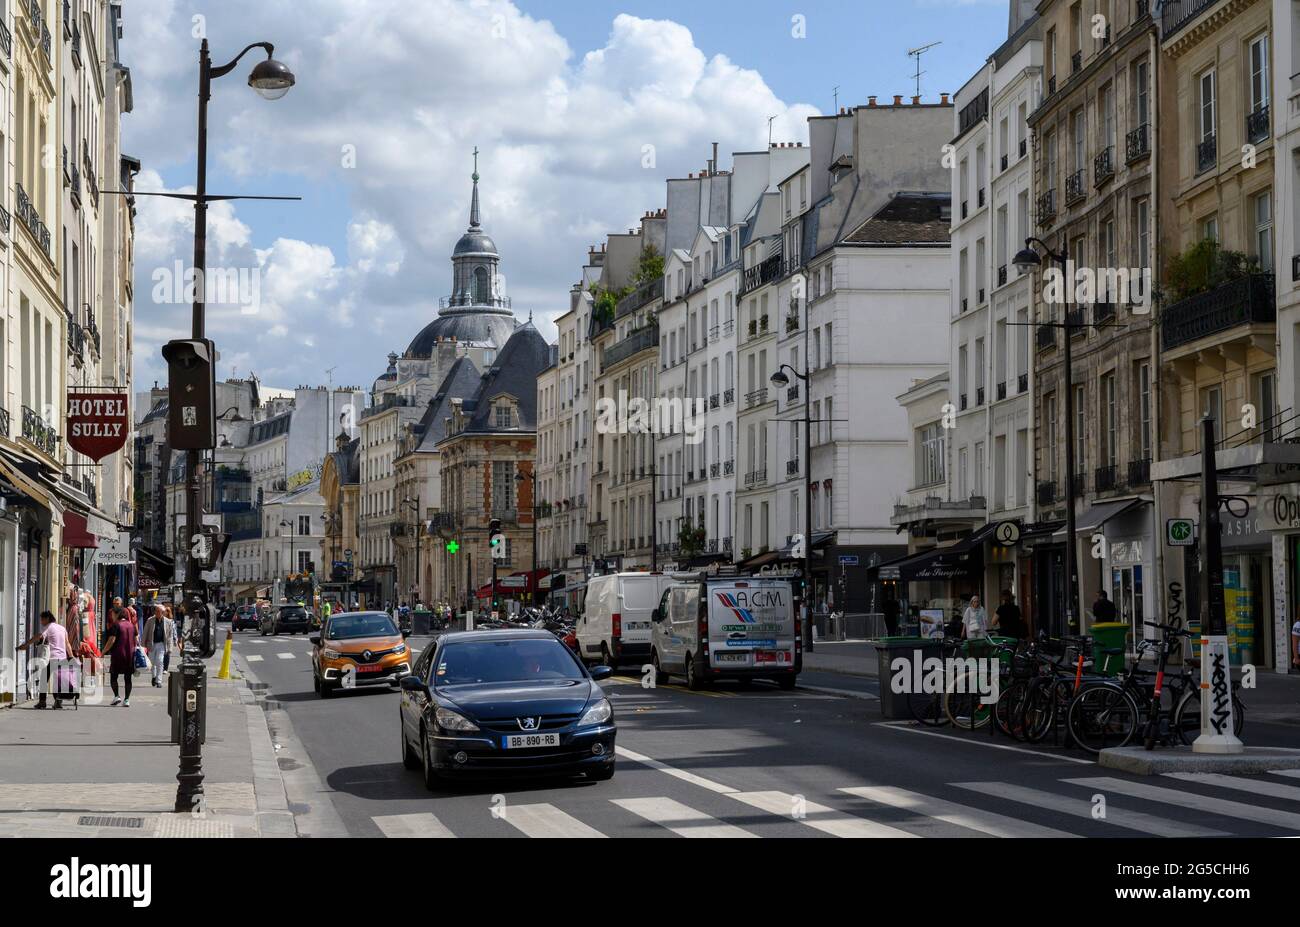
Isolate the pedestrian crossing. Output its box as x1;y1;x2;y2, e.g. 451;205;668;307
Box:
359;766;1300;838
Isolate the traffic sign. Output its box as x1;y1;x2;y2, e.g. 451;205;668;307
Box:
838;555;859;566
993;521;1021;546
1166;518;1196;546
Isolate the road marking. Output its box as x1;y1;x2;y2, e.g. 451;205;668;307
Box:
728;790;916;838
245;655;264;663
838;785;1077;838
877;720;1094;765
276;653;294;660
1164;771;1300;802
612;797;756;838
614;746;738;794
501;803;606;838
952;781;1228;838
798;684;880;700
372;812;454;838
1268;769;1300;780
1063;776;1300;830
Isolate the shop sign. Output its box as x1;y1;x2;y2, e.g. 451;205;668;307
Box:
66;392;129;462
1260;488;1300;532
993;521;1021;546
94;532;134;566
1109;540;1144;565
1166;518;1195;547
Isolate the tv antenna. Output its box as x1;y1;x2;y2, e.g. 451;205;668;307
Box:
907;41;942;98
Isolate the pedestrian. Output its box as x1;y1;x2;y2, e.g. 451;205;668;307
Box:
15;611;69;709
1291;616;1300;671
1092;589;1118;622
141;605;176;688
994;590;1026;639
881;593;901;636
961;594;989;640
125;596;139;640
103;606;139;707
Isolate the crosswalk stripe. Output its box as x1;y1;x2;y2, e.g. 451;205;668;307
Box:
372;812;454;838
839;786;1078;838
245;655;263;663
615;746;738;794
276;653;294;660
502;803;606;838
952;781;1228;837
728;790;916;838
1063;776;1300;830
612;797;757;838
1268;769;1300;781
1165;772;1300;802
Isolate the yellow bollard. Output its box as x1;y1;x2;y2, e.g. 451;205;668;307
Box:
216;628;233;679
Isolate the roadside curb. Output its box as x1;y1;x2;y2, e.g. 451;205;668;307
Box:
1099;744;1300;776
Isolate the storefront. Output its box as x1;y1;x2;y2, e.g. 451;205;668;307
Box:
875;525;993;631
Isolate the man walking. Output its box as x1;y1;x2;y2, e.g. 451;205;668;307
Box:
994;590;1026;639
141;605;175;688
1092;589;1118;622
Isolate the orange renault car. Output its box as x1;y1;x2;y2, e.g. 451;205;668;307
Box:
310;610;412;698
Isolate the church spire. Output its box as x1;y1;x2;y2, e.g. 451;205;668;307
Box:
469;146;481;228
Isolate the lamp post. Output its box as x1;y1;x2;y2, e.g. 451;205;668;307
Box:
172;39;295;815
516;469;538;604
1013;237;1080;634
279;519;296;585
770;361;813;653
402;496;421;605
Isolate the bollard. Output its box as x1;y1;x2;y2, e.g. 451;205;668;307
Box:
216;627;233;680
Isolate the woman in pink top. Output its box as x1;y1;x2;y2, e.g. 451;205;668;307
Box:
16;611;69;709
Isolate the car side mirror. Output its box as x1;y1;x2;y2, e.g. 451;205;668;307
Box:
590;665;612;681
308;634;321;647
399;674;427;693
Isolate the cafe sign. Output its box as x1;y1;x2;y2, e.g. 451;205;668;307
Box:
66;392;129;462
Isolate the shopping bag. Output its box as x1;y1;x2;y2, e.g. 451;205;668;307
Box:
134;647;150;672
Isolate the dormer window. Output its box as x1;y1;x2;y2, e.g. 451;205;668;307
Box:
495;404;513;429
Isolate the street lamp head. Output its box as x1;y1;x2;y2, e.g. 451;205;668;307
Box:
769;369;790;389
1012;243;1043;273
248;55;295;100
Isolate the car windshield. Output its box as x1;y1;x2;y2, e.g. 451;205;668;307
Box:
434;639;584;687
328;613;397;640
280;606;306;618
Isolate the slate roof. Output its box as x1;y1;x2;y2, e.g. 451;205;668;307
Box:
329;437;360;485
413;356;482;452
843;192;951;246
454;321;549;437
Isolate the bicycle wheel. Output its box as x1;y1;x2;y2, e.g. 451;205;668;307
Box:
1173;689;1246;745
1020;678;1058;744
995;679;1030;739
907;688;950;727
944;674;992;730
1066;683;1139;754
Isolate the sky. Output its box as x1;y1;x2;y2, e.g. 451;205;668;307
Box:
124;0;1010;393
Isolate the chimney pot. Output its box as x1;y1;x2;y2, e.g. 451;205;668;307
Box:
893;95;903;105
912;95;921;105
941;93;950;105
868;96;877;107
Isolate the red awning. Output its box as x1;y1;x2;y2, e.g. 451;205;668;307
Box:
61;511;99;548
475;569;551;599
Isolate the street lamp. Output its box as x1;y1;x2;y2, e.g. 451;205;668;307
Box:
173;37;296;817
402;497;421;606
1013;237;1081;634
515;469;538;605
770;362;814;652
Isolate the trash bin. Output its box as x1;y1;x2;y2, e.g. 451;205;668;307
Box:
1090;622;1129;677
874;636;945;719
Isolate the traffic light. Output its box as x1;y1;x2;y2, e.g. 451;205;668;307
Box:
162;338;217;450
489;518;505;561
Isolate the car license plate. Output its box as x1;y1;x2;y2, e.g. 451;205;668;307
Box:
714;652;747;663
355;663;385;673
504;732;560;749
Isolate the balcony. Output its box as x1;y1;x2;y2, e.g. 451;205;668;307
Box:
1162;0;1219;40
996;381;1006;401
614;276;664;318
977;188;985;208
959;393;968;411
961;200;968;220
0;204;9;236
723;459;734;476
1161;273;1274;352
1001;153;1008;172
67;312;85;362
1048;75;1056;96
0;21;11;58
15;183;51;255
745;388;769;408
1018;372;1028;393
958;88;989;135
1066;307;1086;336
976;386;985;406
978;288;986;305
1136;0;1150;19
1071;51;1081;73
710;462;720;478
1196;135;1216;175
0;405;8;438
740;253;785;296
21;406;58;458
602;324;658;371
709;393;719;410
1095;464;1119;493
786;384;799;402
785;314;799;334
786;458;800;476
892;494;987;526
1036;324;1056;351
1019;138;1027;159
1093;146;1114;187
708;324;720;344
1246;106;1270;145
723;388;734;405
997;265;1007;287
961;298;968;314
1126;124;1150;163
1064;169;1086;206
1127;458;1151;486
743;469;768;488
1036;189;1056;227
1293;255;1300;284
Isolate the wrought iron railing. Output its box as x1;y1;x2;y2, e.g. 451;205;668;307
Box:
1095;464;1119;493
1037;481;1057;506
1126;124;1150;163
723;388;734;405
1065;168;1086;205
1037;189;1056;226
1161;274;1275;350
745;387;768;407
0;405;9;437
15;183;50;254
601;324;657;370
1196;134;1216;174
1127;458;1151;486
740;253;785;295
1093;146;1114;186
786;458;800;476
1018;372;1028;393
21;405;58;457
743;469;767;487
1036;324;1056;350
1162;0;1218;40
1246;105;1270;145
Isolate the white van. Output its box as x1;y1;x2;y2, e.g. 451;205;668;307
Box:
577;572;677;668
650;577;799;690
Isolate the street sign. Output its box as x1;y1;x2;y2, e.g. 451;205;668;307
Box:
1166;518;1196;547
993;521;1021;546
838;554;859;566
344;548;353;559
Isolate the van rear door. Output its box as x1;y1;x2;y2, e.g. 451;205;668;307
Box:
706;580;795;672
616;575;667;647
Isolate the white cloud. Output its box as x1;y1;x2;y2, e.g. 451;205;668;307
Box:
125;0;819;388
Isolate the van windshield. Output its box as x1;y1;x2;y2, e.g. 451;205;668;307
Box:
620;578;662;609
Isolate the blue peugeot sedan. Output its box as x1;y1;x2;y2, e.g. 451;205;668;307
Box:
399;629;615;786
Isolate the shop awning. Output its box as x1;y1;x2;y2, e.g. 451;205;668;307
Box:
1052;499;1147;537
873;523;996;582
61;511;99;548
0;449;60;514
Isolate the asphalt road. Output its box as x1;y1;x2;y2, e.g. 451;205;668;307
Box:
231;630;1300;838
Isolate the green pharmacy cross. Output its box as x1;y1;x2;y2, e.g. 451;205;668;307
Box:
445;540;460;554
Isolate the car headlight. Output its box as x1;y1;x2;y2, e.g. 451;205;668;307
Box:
393;643;406;655
578;698;612;727
323;648;342;660
435;707;480;732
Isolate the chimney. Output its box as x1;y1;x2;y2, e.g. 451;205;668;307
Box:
893;95;903;106
912;95;921;105
940;93;950;105
868;96;877;107
712;141;719;173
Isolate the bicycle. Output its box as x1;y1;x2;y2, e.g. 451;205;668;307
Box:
1017;634;1101;745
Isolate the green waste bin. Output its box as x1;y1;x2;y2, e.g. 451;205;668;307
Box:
874;636;945;719
1090;622;1129;676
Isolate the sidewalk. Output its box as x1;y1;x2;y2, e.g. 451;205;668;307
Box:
0;647;298;838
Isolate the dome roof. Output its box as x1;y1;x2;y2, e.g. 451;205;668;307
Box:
405;309;517;358
453;229;498;256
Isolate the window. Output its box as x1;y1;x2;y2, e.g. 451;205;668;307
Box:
918;422;945;486
297;515;311;535
1101;373;1117;468
1135;199;1150;285
495;404;513;429
974;442;985;497
1249;34;1269;113
1201;385;1224;430
492;460;515;514
1201;214;1219;243
1072;108;1086;172
1138;363;1152;460
1256;370;1277;441
298;551;311;574
1074;385;1086;473
1253;191;1273;271
1198;69;1216;142
1133;59;1150;128
1100;82;1115;149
